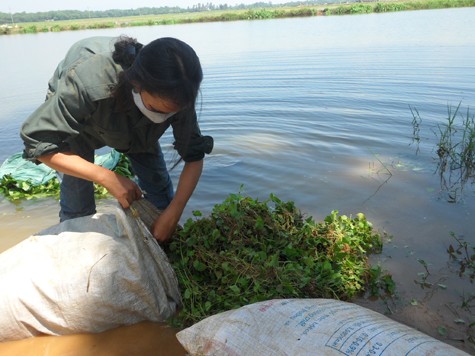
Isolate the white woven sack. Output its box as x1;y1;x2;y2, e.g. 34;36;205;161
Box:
0;201;181;342
177;298;469;356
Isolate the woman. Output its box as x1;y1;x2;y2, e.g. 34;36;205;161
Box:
20;36;213;242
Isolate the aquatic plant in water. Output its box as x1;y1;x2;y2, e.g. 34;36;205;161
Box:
448;232;475;283
411;102;475;203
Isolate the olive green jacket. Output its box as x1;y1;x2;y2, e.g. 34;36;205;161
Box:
20;36;212;163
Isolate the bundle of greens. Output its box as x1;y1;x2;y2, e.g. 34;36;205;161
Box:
165;191;392;327
0;154;133;201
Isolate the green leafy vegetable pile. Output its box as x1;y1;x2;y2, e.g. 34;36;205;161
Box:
165;191;392;327
0;154;133;201
0;175;60;201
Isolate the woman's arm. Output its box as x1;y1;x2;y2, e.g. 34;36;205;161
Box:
152;159;203;242
39;152;143;208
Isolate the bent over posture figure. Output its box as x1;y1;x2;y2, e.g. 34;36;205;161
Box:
20;36;213;242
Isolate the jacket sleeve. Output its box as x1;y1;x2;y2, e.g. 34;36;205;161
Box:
20;64;96;162
170;110;213;162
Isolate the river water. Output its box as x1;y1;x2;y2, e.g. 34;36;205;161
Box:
0;7;474;354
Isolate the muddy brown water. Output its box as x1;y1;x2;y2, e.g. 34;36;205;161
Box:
0;322;186;355
0;200;188;355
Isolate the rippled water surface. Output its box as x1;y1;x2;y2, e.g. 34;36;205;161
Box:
0;7;474;353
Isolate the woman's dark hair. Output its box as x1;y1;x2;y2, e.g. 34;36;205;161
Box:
112;36;203;112
112;35;143;69
112;36;205;169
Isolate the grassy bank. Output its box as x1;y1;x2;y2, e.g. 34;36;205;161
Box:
1;0;474;35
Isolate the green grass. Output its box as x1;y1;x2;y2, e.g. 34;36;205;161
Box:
326;0;475;15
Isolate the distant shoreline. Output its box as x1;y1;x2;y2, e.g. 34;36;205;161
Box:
1;0;474;35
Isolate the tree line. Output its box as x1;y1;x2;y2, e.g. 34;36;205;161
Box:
0;1;329;24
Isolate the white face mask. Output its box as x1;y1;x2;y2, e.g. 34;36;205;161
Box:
132;90;176;124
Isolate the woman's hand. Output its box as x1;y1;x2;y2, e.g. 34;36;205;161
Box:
152;206;180;242
151;160;204;242
38;152;143;208
102;172;143;208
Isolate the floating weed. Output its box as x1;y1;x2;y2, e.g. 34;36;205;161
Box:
461;294;475;312
414;258;433;289
455;293;475;351
164;191;393;327
0;174;60;201
437;325;448;337
447;232;475;282
367;265;396;300
429;233;475;349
